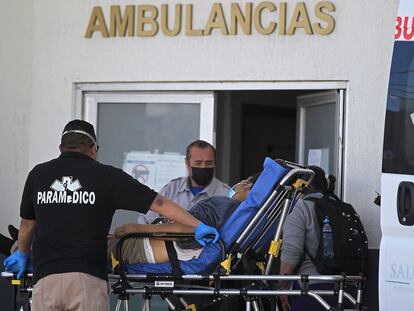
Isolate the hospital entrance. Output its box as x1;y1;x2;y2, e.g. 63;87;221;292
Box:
77;87;343;233
78;86;344;310
79;87;343;231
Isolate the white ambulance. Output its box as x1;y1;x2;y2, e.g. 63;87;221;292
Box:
380;1;414;310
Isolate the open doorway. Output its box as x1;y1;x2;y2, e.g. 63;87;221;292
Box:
215;90;343;194
242;102;297;177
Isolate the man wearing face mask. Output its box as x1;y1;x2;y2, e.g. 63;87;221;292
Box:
140;140;230;224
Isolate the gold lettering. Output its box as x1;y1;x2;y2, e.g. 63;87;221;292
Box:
85;6;109;38
110;5;135;37
313;1;335;35
230;2;252;35
254;2;277;35
85;2;336;39
161;4;182;36
287;2;313;35
185;4;203;36
204;3;229;35
278;2;287;35
137;5;159;37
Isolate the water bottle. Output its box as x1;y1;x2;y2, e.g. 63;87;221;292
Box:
322;216;334;259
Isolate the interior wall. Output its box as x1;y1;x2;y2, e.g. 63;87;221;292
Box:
242;104;297;177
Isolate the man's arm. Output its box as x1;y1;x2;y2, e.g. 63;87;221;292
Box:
18;218;36;253
149;194;219;246
279;260;296;281
115;222;193;237
149;194;201;228
277;202;307;311
279;260;297;311
3;218;36;279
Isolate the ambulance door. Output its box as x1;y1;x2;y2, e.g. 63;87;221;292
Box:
379;2;414;310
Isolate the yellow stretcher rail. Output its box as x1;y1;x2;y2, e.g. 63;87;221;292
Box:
268;239;282;257
220;254;233;274
292;178;308;190
111;252;119;270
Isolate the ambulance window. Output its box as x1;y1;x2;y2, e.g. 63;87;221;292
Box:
383;41;414;174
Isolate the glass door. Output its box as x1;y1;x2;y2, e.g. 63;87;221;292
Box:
82;91;215;230
296;90;343;195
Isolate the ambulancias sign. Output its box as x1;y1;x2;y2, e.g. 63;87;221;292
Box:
85;1;336;38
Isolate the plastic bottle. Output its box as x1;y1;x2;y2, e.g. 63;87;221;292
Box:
322;216;334;259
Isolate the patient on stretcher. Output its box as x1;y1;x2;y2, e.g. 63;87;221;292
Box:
1;175;258;265
107;174;259;264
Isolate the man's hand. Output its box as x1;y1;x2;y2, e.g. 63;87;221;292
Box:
114;223;140;237
4;250;29;279
193;223;219;246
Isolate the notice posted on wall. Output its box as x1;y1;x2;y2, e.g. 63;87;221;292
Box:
307;148;330;173
123;151;186;191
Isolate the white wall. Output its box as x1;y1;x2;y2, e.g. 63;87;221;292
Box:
1;0;399;247
0;0;33;233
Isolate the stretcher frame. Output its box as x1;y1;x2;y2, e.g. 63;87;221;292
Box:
0;271;364;311
109;162;365;311
1;160;366;311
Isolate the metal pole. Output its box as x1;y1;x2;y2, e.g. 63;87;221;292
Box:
114;274;349;282
252;299;260;311
142;299;150;311
236;189;281;244
337;280;344;311
275;297;280;311
245;298;252;311
307;292;332;310
265;198;291;275
164;297;176;310
115;299;122;311
343;292;356;305
115;298;129;311
356;277;364;311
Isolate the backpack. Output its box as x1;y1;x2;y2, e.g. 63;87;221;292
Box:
305;195;368;275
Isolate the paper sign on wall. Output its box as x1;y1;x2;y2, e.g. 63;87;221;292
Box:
307;148;330;173
308;149;322;166
123;151;186;191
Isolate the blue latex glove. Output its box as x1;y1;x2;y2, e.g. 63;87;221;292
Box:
194;223;220;246
4;250;29;279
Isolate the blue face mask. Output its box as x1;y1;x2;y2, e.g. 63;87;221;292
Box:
227;188;236;199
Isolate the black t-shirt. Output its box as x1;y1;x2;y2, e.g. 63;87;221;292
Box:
20;151;157;282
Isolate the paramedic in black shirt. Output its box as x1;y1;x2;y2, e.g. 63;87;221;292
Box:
3;119;219;311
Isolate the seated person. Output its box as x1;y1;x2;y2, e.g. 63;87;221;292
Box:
107;173;260;264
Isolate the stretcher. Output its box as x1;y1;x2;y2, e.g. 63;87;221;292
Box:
1;158;365;311
108;158;365;311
